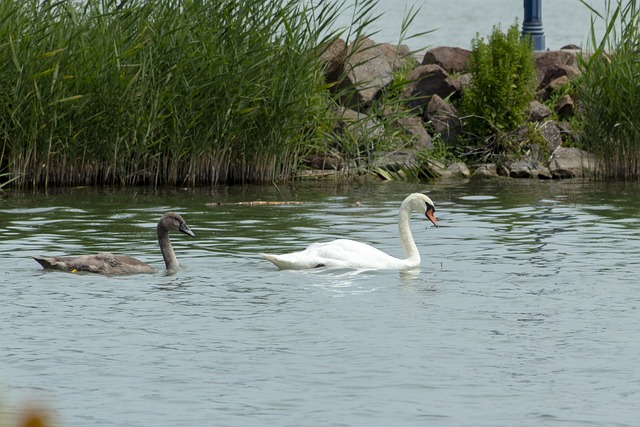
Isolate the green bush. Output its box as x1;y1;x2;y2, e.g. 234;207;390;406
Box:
460;22;537;143
576;0;640;179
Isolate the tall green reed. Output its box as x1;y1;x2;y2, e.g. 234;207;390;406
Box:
0;0;341;187
577;0;640;179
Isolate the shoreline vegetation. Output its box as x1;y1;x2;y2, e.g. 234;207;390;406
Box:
0;0;638;191
1;0;336;188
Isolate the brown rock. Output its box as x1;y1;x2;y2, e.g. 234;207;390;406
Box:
472;164;499;179
528;100;553;121
425;94;456;119
446;162;471;178
535;50;579;72
422;46;471;73
378;43;419;71
539;64;580;89
536;163;552;179
535;50;580;96
537;75;570;101
539;121;563;154
331;37;393;109
549;147;596;178
557;121;579;144
402;64;457;112
320;37;347;86
396;117;433;149
555;94;575;119
449;73;472;100
424;94;461;144
510;161;534;178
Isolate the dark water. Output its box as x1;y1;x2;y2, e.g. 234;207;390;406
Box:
1;179;639;426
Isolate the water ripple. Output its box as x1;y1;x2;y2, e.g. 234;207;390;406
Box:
1;180;639;427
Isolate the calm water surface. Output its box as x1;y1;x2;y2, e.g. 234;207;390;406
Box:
1;179;639;426
336;0;609;50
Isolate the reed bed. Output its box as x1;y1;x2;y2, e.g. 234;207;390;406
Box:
0;0;346;187
577;0;640;179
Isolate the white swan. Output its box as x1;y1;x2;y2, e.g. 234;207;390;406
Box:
261;193;437;270
33;212;195;275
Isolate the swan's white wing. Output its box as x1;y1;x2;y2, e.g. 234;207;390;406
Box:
261;242;336;270
261;239;409;270
309;240;401;268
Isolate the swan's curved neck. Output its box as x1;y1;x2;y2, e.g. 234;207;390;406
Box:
157;224;179;270
398;201;419;263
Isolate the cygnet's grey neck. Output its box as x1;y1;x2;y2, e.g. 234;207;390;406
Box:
158;224;179;270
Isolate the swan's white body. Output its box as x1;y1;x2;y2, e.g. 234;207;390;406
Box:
261;193;437;270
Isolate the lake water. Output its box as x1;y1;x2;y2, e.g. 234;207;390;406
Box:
1;178;639;426
335;0;610;50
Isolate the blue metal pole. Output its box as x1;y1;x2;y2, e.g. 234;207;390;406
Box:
522;0;545;51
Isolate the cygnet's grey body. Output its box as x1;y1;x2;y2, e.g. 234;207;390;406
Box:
33;212;194;275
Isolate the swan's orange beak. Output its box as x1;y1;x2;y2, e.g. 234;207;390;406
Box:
425;208;438;227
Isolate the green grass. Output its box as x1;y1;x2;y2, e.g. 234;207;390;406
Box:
576;0;640;179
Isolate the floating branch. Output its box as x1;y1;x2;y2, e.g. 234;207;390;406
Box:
205;201;306;207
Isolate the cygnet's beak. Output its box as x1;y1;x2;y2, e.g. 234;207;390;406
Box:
180;222;196;237
425;208;438;227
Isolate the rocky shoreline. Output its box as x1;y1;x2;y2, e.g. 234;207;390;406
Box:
302;37;596;181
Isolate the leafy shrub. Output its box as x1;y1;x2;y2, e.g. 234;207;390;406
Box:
460;22;537;143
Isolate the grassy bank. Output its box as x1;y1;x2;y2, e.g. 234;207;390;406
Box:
0;0;346;187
